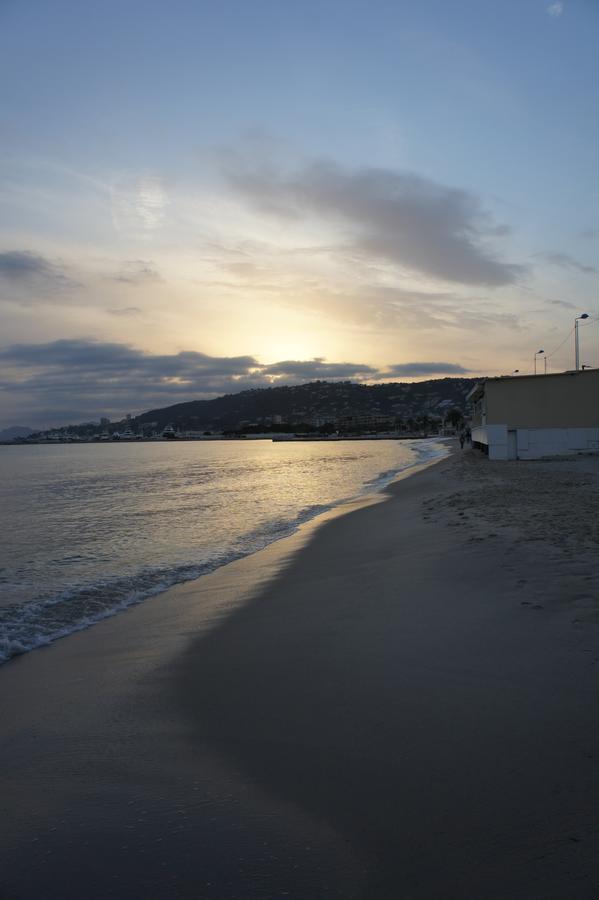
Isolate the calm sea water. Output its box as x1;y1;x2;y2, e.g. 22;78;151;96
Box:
0;438;447;662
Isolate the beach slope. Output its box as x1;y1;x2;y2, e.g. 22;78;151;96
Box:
3;450;599;898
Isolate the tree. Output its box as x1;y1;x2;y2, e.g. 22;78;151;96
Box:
444;408;464;428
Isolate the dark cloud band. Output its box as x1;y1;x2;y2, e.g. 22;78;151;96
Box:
386;362;469;377
0;250;78;291
0;339;470;428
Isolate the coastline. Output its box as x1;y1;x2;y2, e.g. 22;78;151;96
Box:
0;438;446;664
3;448;599;898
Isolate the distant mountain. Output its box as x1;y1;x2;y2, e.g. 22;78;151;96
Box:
132;378;477;433
0;425;34;441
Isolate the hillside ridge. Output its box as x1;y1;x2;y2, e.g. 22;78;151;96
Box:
127;377;475;432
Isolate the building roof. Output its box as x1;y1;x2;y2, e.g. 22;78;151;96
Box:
466;368;598;403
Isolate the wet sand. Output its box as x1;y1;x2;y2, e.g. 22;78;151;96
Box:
3;449;599;898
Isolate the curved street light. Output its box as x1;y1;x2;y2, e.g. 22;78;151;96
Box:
575;314;589;371
534;349;545;375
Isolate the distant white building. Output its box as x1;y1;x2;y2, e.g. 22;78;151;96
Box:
468;369;599;460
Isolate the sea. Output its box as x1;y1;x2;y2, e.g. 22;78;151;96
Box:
0;437;447;663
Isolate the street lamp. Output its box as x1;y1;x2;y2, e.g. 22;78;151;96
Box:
575;314;589;371
534;349;544;375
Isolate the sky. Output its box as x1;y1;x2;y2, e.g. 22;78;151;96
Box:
0;0;598;428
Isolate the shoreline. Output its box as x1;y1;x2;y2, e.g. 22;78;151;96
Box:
1;431;440;447
0;438;448;665
3;449;599;897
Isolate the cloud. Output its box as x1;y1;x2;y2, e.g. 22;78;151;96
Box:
579;227;598;240
286;282;521;334
225;158;524;287
262;358;377;379
0;340;262;427
110;260;162;284
0;251;53;280
106;306;144;317
384;362;470;377
538;251;598;275
546;2;563;17
0;340;259;378
0;250;78;289
546;298;577;310
111;174;168;238
0;339;468;428
202;246;523;335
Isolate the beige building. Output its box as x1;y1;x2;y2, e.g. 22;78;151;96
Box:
468;369;599;460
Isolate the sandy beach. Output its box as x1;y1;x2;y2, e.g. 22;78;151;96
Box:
3;447;599;899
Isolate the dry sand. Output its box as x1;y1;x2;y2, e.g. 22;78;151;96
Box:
2;448;599;898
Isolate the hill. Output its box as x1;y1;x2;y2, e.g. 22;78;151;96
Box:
0;425;34;441
28;378;478;438
133;378;476;433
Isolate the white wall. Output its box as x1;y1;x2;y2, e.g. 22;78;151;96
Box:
471;424;509;460
515;427;599;460
472;425;599;460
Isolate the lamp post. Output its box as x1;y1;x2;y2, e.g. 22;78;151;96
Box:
575;314;589;371
534;349;544;375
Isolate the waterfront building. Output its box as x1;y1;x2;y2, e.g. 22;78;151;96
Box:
468;369;599;460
